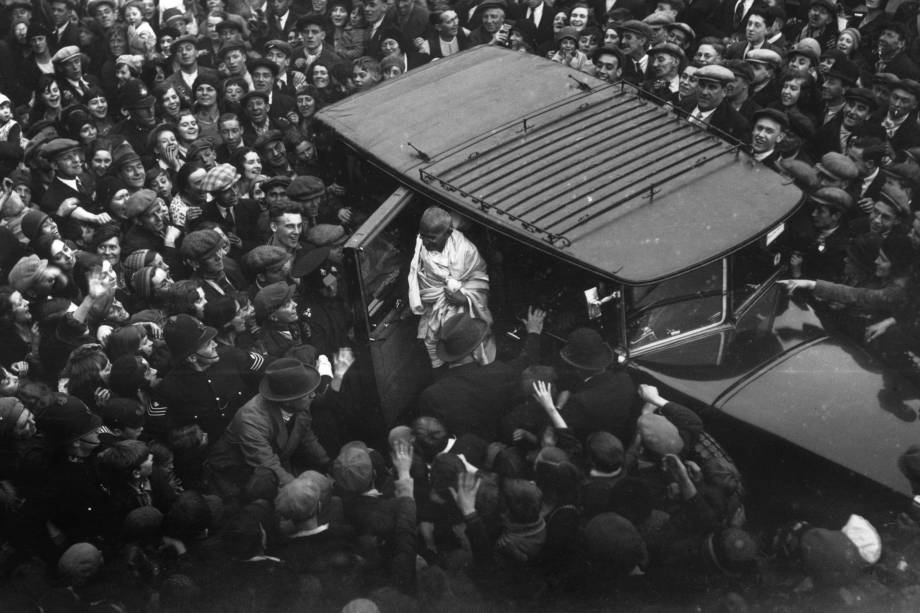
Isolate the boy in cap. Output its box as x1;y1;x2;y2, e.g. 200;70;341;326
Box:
252;280;313;358
180;228;243;301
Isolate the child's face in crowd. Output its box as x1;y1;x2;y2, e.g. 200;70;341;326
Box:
0;102;11;123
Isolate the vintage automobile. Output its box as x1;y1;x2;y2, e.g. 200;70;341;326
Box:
316;46;920;501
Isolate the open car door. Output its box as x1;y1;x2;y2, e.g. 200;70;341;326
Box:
343;187;432;426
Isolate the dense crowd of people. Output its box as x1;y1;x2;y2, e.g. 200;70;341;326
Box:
6;0;920;611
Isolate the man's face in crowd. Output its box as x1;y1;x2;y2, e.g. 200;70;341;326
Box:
140;201;166;233
133;103;157;128
220;120;242;148
595;52;622;83
847;145;874;177
216;182;240;209
667;28;689;49
420;222;451;252
482;8;505;34
619;32;646;57
246;97;268;124
745;15;768;44
193;147;217;170
175;41;197;68
650;52;679;79
879;29;905;55
266;48;290;72
252;66;275;92
679;65;698;97
437;10;460;38
751;118;783;153
694;44;719;65
808;5;832;28
197;250;224;277
50;1;69;26
364;0;387;24
272;212;303;249
396;0;413;17
263;140;287;167
871;201;900;236
224;50;246;75
811;204;839;231
61;56;82;81
95;4;116;29
120;161;146;188
696;79;726;111
271;0;292;14
888;87;918;120
302;24;325;52
788;54;812;72
843;100;871;132
750;62;773;85
820;75;846;103
150;173;172;200
53;150;84;179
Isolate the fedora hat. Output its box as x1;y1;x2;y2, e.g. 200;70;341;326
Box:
560;327;614;371
259;357;321;402
436;312;490;363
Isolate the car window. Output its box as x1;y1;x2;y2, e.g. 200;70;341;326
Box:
731;240;782;311
626;259;725;350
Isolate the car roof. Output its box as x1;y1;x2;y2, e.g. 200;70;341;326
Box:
316;46;803;284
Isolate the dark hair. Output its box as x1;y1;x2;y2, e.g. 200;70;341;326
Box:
0;287;22;326
164;491;213;540
109;354;147;396
269;200;301;221
218;112;239;129
533;447;580;507
91;223;121;253
106;325;146;361
502;478;542;523
850;136;886;165
746;6;775;28
98;439;150;480
230;146;260;176
163;280;202;316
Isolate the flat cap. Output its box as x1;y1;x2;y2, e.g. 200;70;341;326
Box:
171;34;198;51
724;59;754;82
216;19;243;32
253;129;284;150
618;20;653;40
305;224;346;247
815;152;859;182
694;64;734;84
125;189;160;219
643;11;674;26
891;78;920;100
844;87;878;109
477;0;508;11
248;57;279;76
745;48;782;69
44;138;82;159
52;45;81;64
200;163;240;192
264;39;293;57
262;175;292;190
667;22;695;41
825;57;859;85
179;229;223;261
185;138;215;162
254;281;296;322
789;38;820;64
881;20;911;41
286;175;325;200
649;43;685;62
217;41;246;57
242;90;270;107
296;12;329;30
809;187;853;214
243;245;290;275
751;107;789;129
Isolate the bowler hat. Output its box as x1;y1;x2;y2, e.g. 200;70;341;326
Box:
436;312;491;363
248;57;279;76
259;357;321;402
560;327;614;371
164;314;217;361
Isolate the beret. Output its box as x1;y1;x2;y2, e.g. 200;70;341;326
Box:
51;45;81;64
286;175;325;200
649;43;685;62
243;245;290;274
745;48;782;68
556;26;579;42
8;254;48;292
21;210;50;240
618;19;652;40
751;107;788;129
254;281;296;322
125;189;160;219
694;64;734;84
815;152;859;182
44;138;82;159
200;163;240;192
180;229;223;261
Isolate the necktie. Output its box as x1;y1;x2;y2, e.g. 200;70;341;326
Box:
733;0;745;28
75;177;83;194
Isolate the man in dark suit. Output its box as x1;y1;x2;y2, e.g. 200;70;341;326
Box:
258;0;299;49
724;7;782;60
679;64;750;143
425;9;472;59
249;58;298;124
164;35;221;108
874;22;920;81
788;188;853;284
364;0;395;59
509;0;554;46
618;20;652;86
417;309;545;443
814;87;883;158
49;0;81;52
51;46;101;108
40;139;110;226
869;78;920;154
750;108;787;171
294;14;350;84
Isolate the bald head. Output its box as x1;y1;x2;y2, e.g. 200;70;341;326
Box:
419;206;452;252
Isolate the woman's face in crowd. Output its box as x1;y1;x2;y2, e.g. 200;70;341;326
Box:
331;4;349;26
196;83;218;107
553;12;567;31
42;81;62;109
108;33;128;56
87;96;108;119
569;7;588;30
383;65;402;79
109;188;129;218
9;291;31;324
79;123;98;144
350;4;366;27
30;34;48;54
297;93;316;118
161;87;181;116
604;27;619;46
50;239;76;270
177;114;199;142
116;63;133;82
157;129;178;154
875;249;892;278
780;78;803;107
91;149;112;175
97;236;121;265
312;65;331;88
242;151;262;179
694;44;719;65
78;26;96;46
380;38;400;57
837;32;855;54
0;366;18;397
224;83;245;103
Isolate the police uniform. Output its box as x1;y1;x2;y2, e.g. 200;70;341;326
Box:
154;346;266;442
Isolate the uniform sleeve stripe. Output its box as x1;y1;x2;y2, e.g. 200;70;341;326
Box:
249;353;264;371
